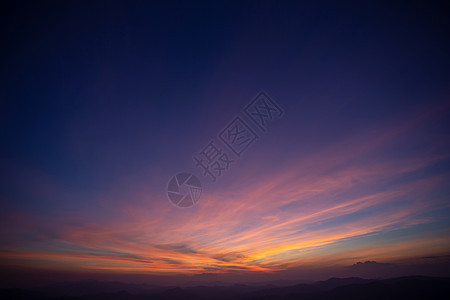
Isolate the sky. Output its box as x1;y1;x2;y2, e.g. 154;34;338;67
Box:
1;0;450;287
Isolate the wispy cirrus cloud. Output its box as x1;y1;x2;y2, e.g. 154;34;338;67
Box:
1;100;449;279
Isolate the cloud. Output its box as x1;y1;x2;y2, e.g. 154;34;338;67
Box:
153;243;199;254
0;100;449;280
350;261;393;268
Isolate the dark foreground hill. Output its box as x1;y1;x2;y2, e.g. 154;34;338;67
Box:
1;276;449;300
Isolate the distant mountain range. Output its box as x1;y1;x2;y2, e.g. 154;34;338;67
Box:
1;276;449;299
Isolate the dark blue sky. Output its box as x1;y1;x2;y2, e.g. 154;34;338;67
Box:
1;0;449;285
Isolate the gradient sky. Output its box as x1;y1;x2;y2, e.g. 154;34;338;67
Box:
1;0;450;286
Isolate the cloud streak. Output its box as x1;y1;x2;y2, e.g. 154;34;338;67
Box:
1;97;449;281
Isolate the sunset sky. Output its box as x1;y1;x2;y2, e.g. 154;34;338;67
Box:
1;1;450;287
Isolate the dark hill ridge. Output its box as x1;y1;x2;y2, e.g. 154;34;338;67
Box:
313;276;376;290
1;276;449;300
32;280;159;297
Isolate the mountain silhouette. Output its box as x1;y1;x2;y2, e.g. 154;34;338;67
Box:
1;276;449;299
